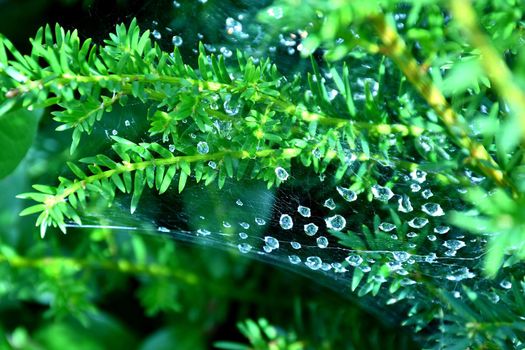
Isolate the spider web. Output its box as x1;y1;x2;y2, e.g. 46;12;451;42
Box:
58;0;513;335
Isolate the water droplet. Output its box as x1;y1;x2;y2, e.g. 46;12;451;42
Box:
424;253;437;263
279;214;293;230
312;148;322;159
371;184;394;202
263;245;273;253
325;215;346;231
152;30;161;40
289;255;301;264
422;189;433;199
387;261;403;271
500;280;512;289
197;141;209;154
359;265;371;273
239;232;248;239
434;226;450;234
112;129;118;135
444;249;457;257
208;161;217;169
332;263;347;273
158;226;169;232
223;94;239;114
222;221;231;228
124;120;130;127
408;217;429;229
443;239;465;250
323;198;336;210
422;203;445;217
169;144;175;152
321;263;332;271
345;254;363;267
397;194;413;213
410;169;427;183
172;35;183;47
255;217;266;226
407;232;418;238
327;89;339;101
427;234;437;241
400;278;416;286
238;243;252;253
410;183;421;192
239;222;250;229
290;241;301;249
197;228;211;236
275;167;289;181
220;46;233;58
446;267;475;281
297;205;311;217
488;292;500;303
379;222;396;232
316;236;328;248
225;17;243;35
390;234;398;240
336;186;357;202
305;256;322;270
235;199;243;206
392;251;411;262
343;149;357;164
304;223;318;236
266;6;284;19
264;236;279;250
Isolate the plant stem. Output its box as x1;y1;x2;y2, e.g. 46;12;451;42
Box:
46;148;300;207
1;251;199;284
369;13;515;194
13;72;424;137
450;0;525;141
0;251;284;304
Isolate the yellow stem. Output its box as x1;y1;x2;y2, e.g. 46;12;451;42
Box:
450;0;525;141
47;148;298;207
369;13;515;193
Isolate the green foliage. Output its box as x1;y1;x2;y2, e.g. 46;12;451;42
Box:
1;0;525;349
215;319;303;350
0;106;41;179
1;19;416;238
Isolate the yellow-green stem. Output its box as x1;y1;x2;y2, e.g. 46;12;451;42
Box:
45;148;299;208
450;0;525;141
369;13;515;193
12;72;424;136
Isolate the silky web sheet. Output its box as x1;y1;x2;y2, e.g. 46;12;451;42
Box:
53;0;512;330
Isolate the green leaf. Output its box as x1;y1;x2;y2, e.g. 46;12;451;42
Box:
178;171;188;193
159;166;176;194
441;58;484;96
131;170;145;214
351;267;364;291
0;108;42;179
19;204;46;216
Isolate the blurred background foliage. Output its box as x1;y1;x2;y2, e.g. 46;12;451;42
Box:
0;0;418;349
